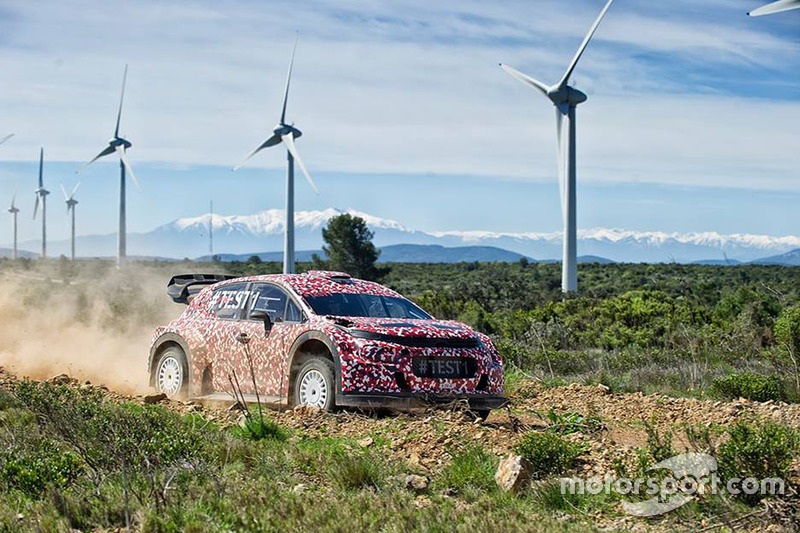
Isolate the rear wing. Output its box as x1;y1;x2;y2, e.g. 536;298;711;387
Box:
167;274;238;304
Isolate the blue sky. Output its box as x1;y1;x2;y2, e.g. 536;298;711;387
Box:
0;0;799;244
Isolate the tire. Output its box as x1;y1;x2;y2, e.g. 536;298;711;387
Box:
293;357;336;411
153;346;189;398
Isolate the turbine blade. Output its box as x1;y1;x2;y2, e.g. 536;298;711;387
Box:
0;133;14;147
281;133;318;194
749;0;800;15
61;183;69;201
71;181;81;198
79;145;116;172
115;64;129;138
115;146;141;192
33;194;39;219
280;33;299;125
38;148;44;188
499;64;549;95
10;193;16;210
232;133;282;170
556;0;614;89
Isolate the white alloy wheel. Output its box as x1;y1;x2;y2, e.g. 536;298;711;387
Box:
298;368;328;408
156;355;184;396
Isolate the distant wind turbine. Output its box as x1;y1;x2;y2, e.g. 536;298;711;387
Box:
500;0;614;293
7;194;20;260
79;64;140;268
33;148;49;259
233;35;319;274
749;0;800;15
61;182;81;260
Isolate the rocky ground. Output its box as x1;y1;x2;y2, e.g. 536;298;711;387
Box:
3;366;800;531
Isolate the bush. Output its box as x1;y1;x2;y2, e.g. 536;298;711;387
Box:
437;445;497;496
718;421;800;504
1;447;83;497
237;416;287;442
514;432;584;479
327;451;386;491
775;305;800;355
712;373;786;402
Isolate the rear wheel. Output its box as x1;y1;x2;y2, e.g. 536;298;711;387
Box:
294;358;335;411
154;347;188;398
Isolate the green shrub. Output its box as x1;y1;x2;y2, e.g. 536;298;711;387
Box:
437;444;497;495
1;447;83;497
514;432;584;479
718;421;800;504
775;305;800;355
643;420;675;463
327;451;386;491
237;416;287;442
712;373;786;402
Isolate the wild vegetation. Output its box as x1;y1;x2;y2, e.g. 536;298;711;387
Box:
1;257;799;530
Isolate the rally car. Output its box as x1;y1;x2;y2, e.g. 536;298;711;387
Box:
149;270;506;416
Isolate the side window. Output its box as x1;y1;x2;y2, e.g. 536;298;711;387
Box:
248;284;288;323
286;300;304;323
208;283;250;320
384;299;407;318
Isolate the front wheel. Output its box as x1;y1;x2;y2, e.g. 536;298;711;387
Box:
294;358;336;411
153;347;188;398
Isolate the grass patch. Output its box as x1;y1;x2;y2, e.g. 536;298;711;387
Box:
436;444;498;498
514;432;584;479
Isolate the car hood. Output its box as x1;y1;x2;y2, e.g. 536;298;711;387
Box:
330;316;478;341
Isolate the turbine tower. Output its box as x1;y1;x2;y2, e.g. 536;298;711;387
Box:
234;35;319;274
749;0;800;15
500;0;614;293
7;194;19;260
62;182;81;260
80;64;140;268
33;148;49;259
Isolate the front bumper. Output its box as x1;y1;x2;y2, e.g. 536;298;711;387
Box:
335;392;508;410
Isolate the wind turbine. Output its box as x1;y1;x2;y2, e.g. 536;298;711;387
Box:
32;148;49;259
7;194;19;260
749;0;800;15
233;35;319;274
500;0;614;293
61;182;81;260
80;64;140;268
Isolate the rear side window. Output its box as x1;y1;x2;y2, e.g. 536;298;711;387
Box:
248;284;288;322
208;283;250;320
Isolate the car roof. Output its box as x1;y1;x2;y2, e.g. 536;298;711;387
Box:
215;271;401;299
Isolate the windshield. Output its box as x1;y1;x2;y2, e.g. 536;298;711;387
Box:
305;293;432;320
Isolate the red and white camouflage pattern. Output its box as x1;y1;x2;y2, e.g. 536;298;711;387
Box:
149;271;504;403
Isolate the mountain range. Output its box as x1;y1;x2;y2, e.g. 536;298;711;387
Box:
6;207;800;265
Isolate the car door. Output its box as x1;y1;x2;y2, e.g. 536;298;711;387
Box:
236;283;305;397
201;283;252;394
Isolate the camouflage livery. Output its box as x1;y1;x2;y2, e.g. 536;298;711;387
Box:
149;271;505;410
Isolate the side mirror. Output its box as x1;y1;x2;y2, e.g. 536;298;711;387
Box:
250;309;274;335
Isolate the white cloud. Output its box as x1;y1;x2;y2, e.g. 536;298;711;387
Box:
0;0;797;192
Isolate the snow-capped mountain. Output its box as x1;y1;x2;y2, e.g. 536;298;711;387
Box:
12;207;800;264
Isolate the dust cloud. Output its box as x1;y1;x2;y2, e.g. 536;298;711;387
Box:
0;260;186;394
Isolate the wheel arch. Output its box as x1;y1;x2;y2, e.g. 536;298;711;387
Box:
286;331;341;405
149;333;193;393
